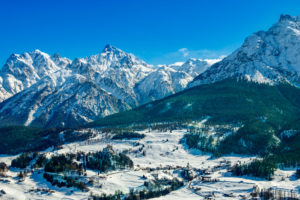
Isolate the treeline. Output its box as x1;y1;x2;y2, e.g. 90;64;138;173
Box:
112;132;145;140
44;153;84;173
100;122;187;135
296;169;300;179
185;133;216;153
86;145;133;172
10;152;48;169
0;126;94;154
231;141;300;180
217;120;280;156
11;146;133;173
90;178;183;200
184;120;281;156
0;162;8;173
11;152;38;169
89;79;300;132
43;153;87;191
43;173;88;191
10;145;133;191
231;159;277;180
184;118;300;180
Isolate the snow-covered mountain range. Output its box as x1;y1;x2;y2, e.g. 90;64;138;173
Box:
0;50;71;102
2;14;300;128
0;45;216;128
134;58;212;104
189;14;300;88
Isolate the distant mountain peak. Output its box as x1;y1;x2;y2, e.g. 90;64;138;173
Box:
279;14;299;22
32;49;42;54
0;49;71;102
189;14;300;88
1;13;300;129
102;44;120;53
0;44;216;127
52;53;61;59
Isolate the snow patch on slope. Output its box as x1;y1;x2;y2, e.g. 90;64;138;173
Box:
189;14;300;88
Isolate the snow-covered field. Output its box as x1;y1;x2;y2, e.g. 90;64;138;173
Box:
0;129;299;199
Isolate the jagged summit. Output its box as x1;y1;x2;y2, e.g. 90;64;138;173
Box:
278;14;300;22
32;49;43;53
134;59;214;104
0;44;212;127
3;12;300;128
5;49;43;63
102;44;118;52
0;49;71;102
189;14;300;88
51;53;61;59
100;44;129;58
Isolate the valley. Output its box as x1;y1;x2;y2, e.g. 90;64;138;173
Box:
1;11;300;200
0;126;299;199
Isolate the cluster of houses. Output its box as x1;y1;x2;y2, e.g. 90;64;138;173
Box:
251;185;299;199
28;187;56;194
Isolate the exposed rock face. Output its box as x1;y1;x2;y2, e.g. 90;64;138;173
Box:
0;50;71;102
189;14;300;88
0;45;213;128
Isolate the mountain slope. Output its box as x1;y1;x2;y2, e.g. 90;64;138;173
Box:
134;58;215;104
0;69;130;128
90;79;300;127
88;14;300;158
134;66;192;104
0;46;213;128
189;14;300;88
0;50;71;102
69;45;155;106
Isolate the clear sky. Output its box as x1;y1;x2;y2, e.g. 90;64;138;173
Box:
0;0;300;66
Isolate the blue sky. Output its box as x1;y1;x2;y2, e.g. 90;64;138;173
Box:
0;0;300;66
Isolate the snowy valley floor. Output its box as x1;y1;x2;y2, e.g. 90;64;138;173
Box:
0;129;299;199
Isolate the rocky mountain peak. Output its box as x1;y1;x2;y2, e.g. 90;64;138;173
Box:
189;14;300;88
102;44;118;52
278;14;299;22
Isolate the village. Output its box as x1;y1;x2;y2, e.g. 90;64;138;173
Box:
0;128;299;199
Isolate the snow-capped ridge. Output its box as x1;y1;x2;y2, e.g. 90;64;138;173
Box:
0;44;225;127
0;49;71;102
102;44;120;53
189;14;300;88
135;58;215;104
279;14;300;22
